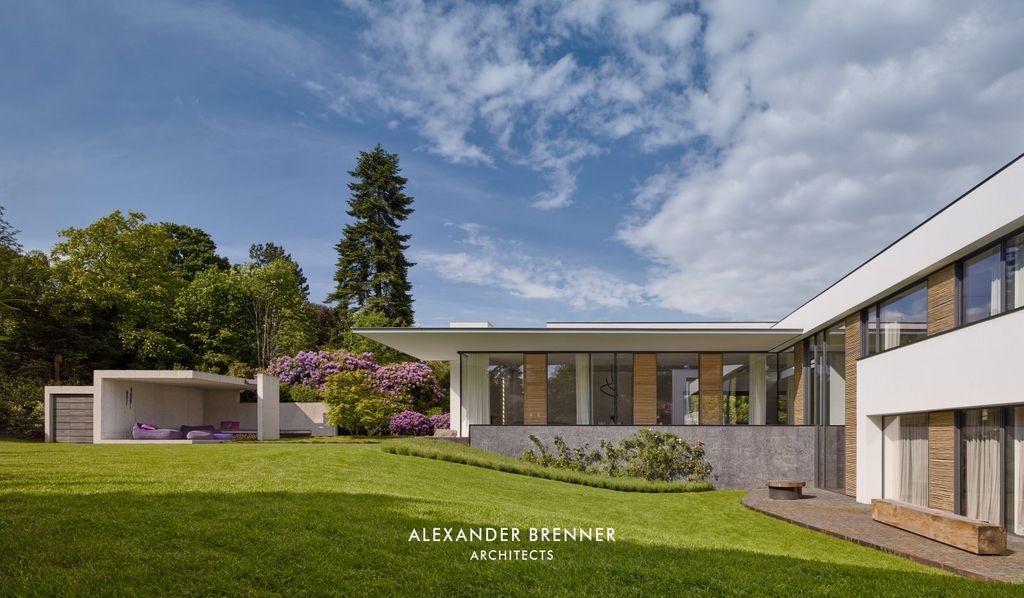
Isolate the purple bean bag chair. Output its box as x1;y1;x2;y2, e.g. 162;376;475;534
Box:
131;424;184;440
180;425;217;435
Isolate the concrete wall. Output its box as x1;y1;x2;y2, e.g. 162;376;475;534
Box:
470;425;819;490
855;307;1024;504
203;391;258;430
99;379;205;440
280;402;336;436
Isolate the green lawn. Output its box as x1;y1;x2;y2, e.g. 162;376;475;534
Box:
0;441;1014;597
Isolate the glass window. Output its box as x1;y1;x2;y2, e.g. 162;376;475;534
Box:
765;353;781;425
776;348;794;425
1006;233;1024;312
722;353;772;425
962;408;1002;524
878;282;927;351
864;307;879;356
883;413;929;506
962;245;1002;325
826;324;846;426
591;353;633;425
656;353;698;425
546;354;576;425
486;354;524;425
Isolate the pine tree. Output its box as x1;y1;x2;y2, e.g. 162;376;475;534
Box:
329;145;415;326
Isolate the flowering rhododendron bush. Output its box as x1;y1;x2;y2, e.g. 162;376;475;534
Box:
268;350;446;433
266;350;444;410
429;412;450;431
389;410;434;436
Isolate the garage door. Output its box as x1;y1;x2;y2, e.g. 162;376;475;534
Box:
53;395;93;443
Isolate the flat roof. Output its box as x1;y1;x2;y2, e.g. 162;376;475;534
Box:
94;370;255;390
353;327;803;361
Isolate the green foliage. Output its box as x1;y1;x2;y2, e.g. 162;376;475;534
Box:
0;375;44;438
330;145;415;327
0;206;21;252
174;267;251;372
322;370;396;435
280;383;321;403
249;242;309;295
524;429;713;483
388;438;712;493
51;211;188;366
163;223;229;281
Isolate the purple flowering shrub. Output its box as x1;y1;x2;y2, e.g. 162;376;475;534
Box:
389;410;434;436
266;350;444;412
429;413;450;431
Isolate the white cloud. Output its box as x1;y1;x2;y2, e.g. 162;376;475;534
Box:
416;224;647;309
619;0;1024;318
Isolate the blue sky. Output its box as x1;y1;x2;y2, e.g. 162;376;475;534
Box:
3;1;1023;326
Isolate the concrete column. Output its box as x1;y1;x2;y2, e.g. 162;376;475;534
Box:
257;374;280;441
449;358;463;437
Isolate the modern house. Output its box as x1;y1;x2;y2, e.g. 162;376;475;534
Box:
357;152;1024;538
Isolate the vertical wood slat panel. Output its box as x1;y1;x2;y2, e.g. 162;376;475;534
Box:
699;353;723;425
54;395;94;444
633;353;657;425
793;343;805;425
927;265;956;335
844;313;861;497
928;410;956;512
524;354;548;425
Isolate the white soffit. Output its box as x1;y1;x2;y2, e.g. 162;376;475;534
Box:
353;327;803;361
776;154;1024;335
94;370;254;390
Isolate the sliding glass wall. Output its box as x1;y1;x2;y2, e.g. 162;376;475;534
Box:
591;353;633;425
1007;233;1024;312
656;353;699;425
460;353;525;426
546;353;589;425
883;413;929;506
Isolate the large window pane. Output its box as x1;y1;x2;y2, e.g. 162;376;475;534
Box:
723;353;771;425
546;353;589;425
883;413;929;506
487;354;524;425
826;324;846;426
962;245;1002;324
1006;233;1024;312
865;307;879;356
962;408;1002;524
776;348;794;424
591;353;633;425
656;353;699;425
879;282;927;350
765;353;780;425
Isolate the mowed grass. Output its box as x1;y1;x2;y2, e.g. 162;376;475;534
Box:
0;441;1015;597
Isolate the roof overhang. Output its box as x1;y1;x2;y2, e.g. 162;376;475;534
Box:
93;370;255;390
354;327;804;361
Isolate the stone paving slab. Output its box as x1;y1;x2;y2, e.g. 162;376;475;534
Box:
742;487;1024;583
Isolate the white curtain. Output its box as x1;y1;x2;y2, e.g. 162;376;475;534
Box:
462;354;491;427
883;414;929;506
1012;237;1024;310
899;414;929;506
990;275;1002;317
963;409;1001;523
882;322;901;350
749;354;766;425
1014;407;1023;536
575;353;591;425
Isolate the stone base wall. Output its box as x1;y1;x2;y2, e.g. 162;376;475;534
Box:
470;425;829;490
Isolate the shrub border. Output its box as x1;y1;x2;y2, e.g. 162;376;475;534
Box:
382;441;712;493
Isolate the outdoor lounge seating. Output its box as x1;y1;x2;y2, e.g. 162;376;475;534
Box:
871;498;1006;555
767;480;805;500
130;423;234;442
131;424;184;440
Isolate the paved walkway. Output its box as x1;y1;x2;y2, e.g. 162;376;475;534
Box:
742;488;1024;583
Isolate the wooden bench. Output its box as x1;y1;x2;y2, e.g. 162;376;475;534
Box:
767;480;805;500
871;498;1006;555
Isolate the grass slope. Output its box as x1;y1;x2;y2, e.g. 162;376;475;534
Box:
0;441;1015;597
384;438;712;492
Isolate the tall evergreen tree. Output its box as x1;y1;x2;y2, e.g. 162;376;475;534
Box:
249;242;309;295
329;145;415;326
